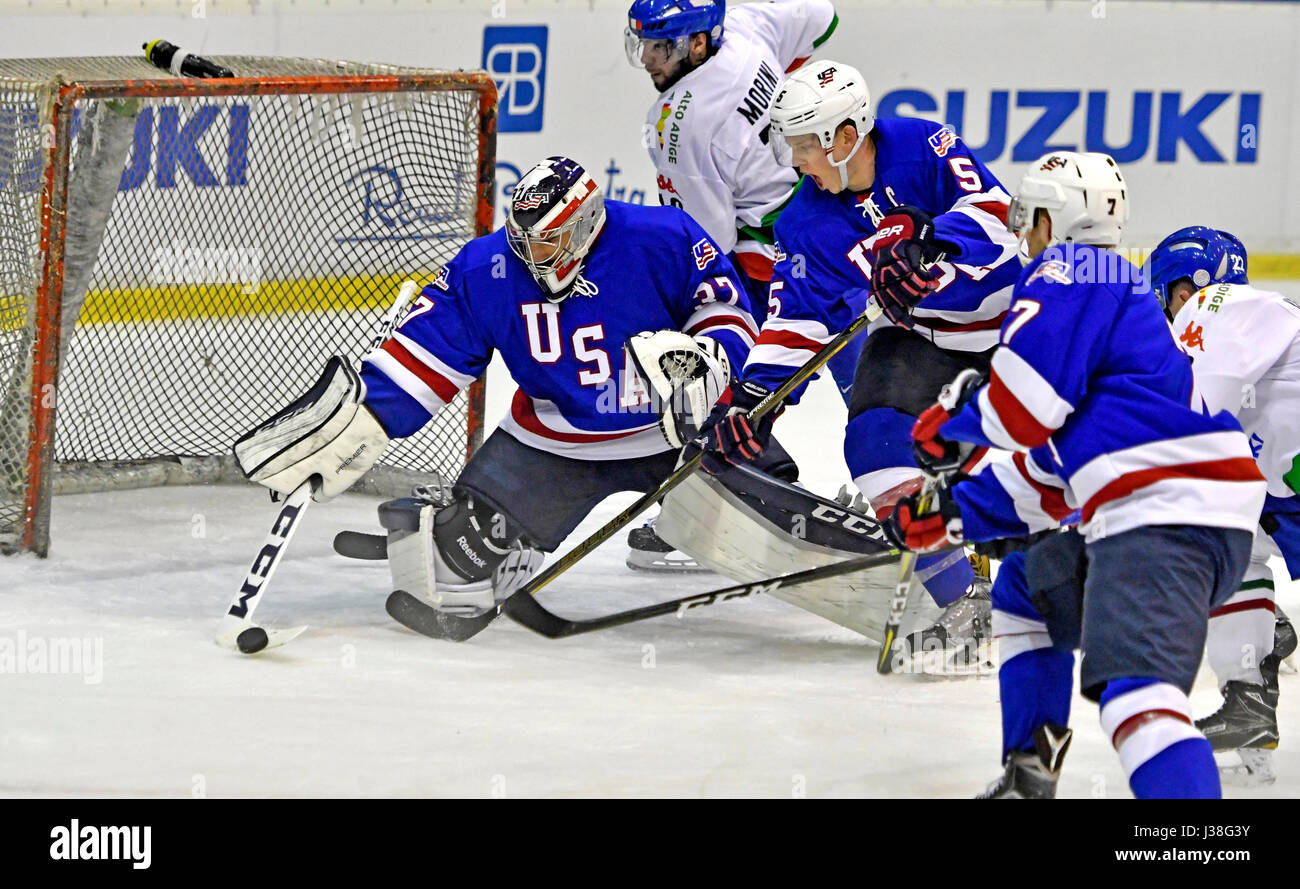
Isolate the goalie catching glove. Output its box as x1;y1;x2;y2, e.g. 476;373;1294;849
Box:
626;329;731;449
233;356;390;501
883;475;965;553
912;368;989;478
870;206;957;328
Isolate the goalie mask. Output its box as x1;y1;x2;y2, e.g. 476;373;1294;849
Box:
1006;151;1129;263
507;157;607;301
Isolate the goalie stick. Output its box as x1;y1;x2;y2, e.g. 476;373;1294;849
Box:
215;281;420;654
501;549;904;638
392;296;893;643
215;478;315;653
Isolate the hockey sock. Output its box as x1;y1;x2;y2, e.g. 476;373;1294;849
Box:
1206;556;1275;688
1000;649;1073;761
1100;677;1220;799
992;552;1073;759
846;407;974;606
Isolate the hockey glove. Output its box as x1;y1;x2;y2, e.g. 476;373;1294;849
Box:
233;356;389;502
883;476;965;553
912;368;989;478
625;329;731;449
696;379;782;473
870;206;954;328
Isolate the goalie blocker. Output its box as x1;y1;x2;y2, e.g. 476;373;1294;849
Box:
232;356;389;501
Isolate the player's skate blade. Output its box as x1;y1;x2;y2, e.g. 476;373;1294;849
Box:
385;590;497;642
625;521;706;573
334;530;387;560
903;585;993;676
1218;748;1277;787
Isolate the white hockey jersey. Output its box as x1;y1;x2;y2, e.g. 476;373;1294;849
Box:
1172;282;1300;499
641;0;837;275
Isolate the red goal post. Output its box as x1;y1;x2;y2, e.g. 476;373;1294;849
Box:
0;57;496;556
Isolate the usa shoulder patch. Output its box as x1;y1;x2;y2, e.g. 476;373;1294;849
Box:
432;266;451;291
928;126;958;158
692;238;719;270
1025;259;1071;286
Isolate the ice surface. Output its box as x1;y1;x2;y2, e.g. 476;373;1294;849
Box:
5;290;1300;797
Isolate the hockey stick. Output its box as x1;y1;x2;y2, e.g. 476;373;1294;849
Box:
400;297;890;642
504;549;903;638
215;478;315;654
215;281;420;654
875;479;937;674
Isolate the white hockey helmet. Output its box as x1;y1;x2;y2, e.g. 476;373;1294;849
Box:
1007;152;1129;261
768;60;874;189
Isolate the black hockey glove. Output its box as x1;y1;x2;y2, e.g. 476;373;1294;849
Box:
882;475;965;553
870;206;955;328
695;379;783;474
912;368;988;478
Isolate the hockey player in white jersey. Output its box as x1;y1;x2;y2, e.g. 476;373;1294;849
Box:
1152;228;1300;783
625;0;839;571
627;0;837;301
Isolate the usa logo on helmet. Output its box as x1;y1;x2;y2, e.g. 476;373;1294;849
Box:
514;190;548;211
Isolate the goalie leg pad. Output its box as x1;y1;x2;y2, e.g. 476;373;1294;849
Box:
233;356;389;500
655;464;910;641
379;494;538;613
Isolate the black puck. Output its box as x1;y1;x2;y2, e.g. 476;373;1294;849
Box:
236;626;269;654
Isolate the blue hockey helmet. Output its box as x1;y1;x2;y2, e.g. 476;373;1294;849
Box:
1144;226;1249;309
625;0;725;67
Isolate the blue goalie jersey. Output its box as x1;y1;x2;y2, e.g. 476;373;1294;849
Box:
743;116;1021;401
359;200;759;460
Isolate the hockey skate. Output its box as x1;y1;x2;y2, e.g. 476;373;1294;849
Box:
1196;680;1278;787
976;724;1073;799
626;515;706;572
903;556;994;676
1273;607;1296;670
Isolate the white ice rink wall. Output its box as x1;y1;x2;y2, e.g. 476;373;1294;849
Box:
1;0;1296;267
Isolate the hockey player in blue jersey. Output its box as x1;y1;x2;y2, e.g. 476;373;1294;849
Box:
232;156;767;616
695;59;1022;666
1153;228;1300;784
890;151;1267;799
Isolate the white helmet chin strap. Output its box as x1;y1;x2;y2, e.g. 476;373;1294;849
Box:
827;127;868;190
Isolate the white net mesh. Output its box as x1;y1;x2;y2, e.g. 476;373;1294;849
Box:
0;57;494;554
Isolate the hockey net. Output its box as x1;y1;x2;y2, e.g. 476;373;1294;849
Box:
0;57;495;556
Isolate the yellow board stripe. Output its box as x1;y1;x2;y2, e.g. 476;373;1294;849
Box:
76;273;429;324
1249;255;1300;281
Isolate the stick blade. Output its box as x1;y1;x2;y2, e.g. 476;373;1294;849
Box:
333;530;387;560
499;592;575;638
385;590;497;642
215;619;308;653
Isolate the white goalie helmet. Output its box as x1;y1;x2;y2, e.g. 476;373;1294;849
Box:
1007;151;1129;261
768;60;874;189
